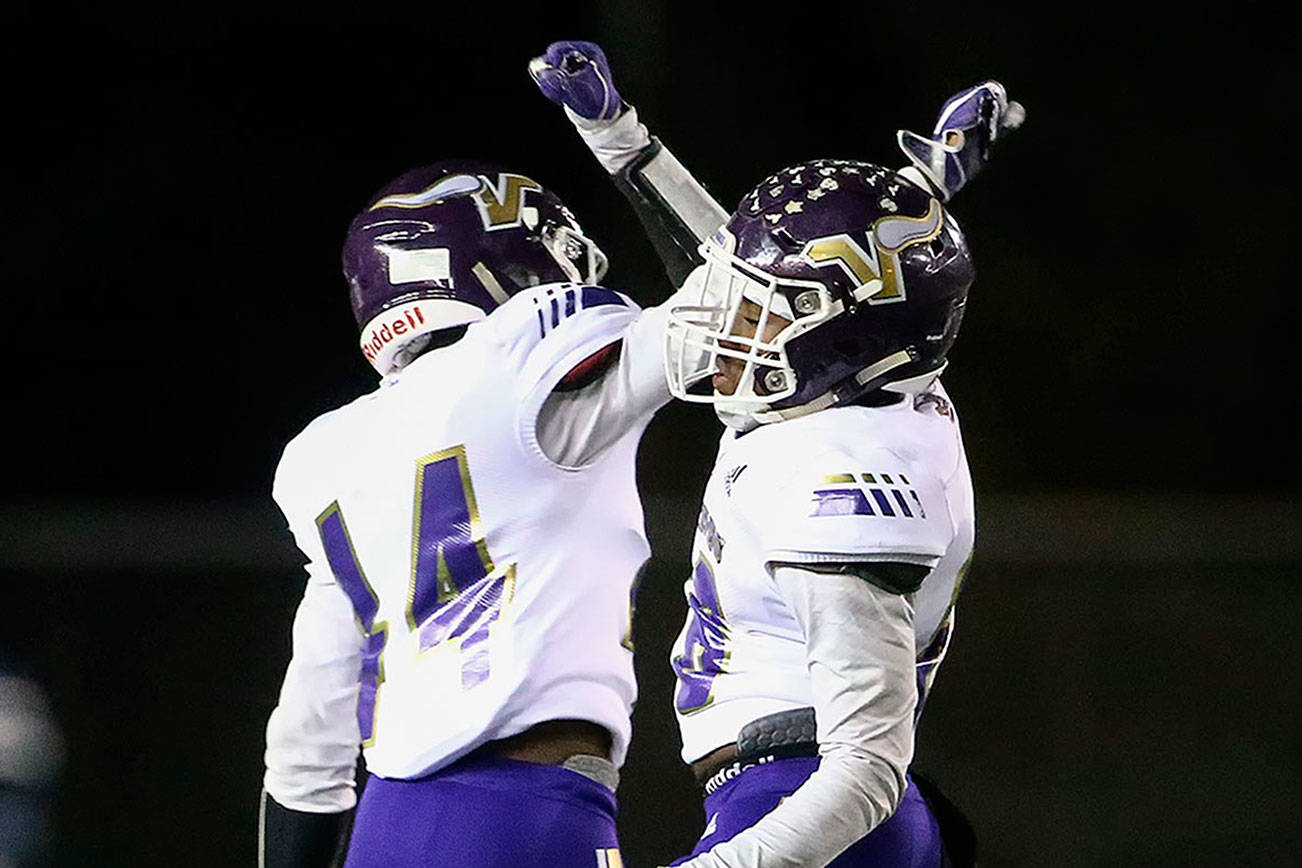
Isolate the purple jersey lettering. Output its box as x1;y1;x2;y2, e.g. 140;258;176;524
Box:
409;445;513;689
316;502;387;745
673;559;729;713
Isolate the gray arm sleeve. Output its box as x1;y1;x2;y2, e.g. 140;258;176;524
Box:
676;565;917;868
612;139;730;285
566;105;729;286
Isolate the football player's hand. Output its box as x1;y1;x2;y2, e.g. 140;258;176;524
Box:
528;40;623;122
897;81;1025;201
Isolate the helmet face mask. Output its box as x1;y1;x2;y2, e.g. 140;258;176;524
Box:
666;159;975;428
539;222;608;285
666;234;838;417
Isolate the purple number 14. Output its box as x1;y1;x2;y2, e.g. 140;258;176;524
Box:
315;444;513;745
409;446;514;688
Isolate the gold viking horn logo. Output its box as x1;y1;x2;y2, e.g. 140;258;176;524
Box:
800;200;946;305
369;173;543;232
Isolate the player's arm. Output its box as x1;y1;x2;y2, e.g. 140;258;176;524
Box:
675;454;951;867
674;563;921;868
529;40;727;286
260;479;366;866
260;792;351;868
520;283;704;468
524;41;721;466
261;571;361;866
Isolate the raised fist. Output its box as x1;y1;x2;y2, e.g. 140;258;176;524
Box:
898;81;1025;200
528;40;623;122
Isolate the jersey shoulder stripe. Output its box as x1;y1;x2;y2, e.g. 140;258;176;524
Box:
498;283;632;342
728;425;954;566
501;283;639;393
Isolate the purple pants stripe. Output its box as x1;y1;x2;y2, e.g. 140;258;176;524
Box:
673;757;942;868
345;754;620;867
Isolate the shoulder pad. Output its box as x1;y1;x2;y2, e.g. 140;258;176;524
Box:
489;283;635;347
746;446;954;567
271;396;373;505
495;282;642;412
554;341;622;391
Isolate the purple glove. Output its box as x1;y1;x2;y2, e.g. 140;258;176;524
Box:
897;81;1025;200
528;40;623;122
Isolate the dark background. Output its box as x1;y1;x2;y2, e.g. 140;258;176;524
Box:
3;2;1298;866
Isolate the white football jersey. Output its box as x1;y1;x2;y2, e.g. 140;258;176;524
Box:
671;383;975;762
265;283;662;810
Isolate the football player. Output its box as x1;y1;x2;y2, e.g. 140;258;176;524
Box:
259;160;716;866
532;40;1022;867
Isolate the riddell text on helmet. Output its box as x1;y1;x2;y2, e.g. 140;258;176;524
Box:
361;305;428;363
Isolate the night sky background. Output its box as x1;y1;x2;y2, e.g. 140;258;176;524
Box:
3;2;1298;866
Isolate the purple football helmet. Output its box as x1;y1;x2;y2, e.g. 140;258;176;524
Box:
343;159;608;374
665;159;974;427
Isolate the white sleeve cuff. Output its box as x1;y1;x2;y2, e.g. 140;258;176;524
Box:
564;104;653;174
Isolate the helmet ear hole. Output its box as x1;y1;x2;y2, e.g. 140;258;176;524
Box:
930;238;946;255
761;369;789;393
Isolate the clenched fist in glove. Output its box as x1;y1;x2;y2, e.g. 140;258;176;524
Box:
529;40;653;175
898;81;1025;201
528;40;624;121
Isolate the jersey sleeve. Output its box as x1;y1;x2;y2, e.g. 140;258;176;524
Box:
748;448;955;569
502;282;675;467
263;444;365;813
